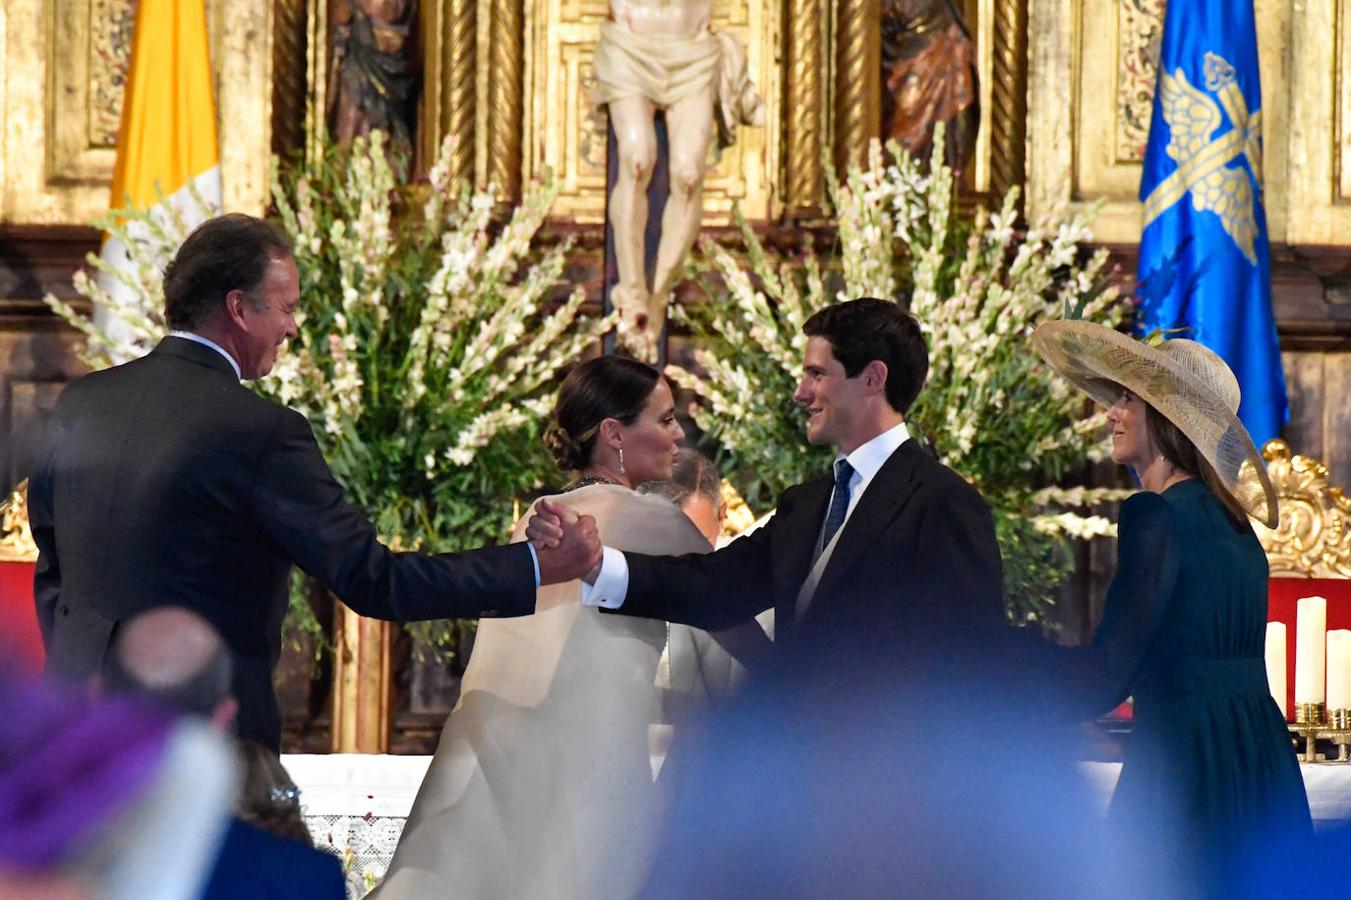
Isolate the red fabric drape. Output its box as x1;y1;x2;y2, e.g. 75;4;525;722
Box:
0;562;43;675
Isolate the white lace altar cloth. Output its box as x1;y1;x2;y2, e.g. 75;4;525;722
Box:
283;754;1351;897
282;754;432;898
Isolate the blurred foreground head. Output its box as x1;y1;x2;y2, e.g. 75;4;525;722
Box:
643;641;1167;899
101;606;237;732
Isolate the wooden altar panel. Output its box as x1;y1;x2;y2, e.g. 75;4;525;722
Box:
524;0;782;224
1283;351;1351;492
1027;0;1291;243
0;0;276;226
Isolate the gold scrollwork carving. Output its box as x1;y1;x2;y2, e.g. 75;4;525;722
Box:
1115;0;1163;164
88;0;137;148
0;481;38;564
486;0;525;201
719;479;758;537
834;0;880;175
1253;440;1351;580
786;0;825;216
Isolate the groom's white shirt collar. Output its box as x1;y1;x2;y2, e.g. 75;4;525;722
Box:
838;420;911;488
170;331;242;380
826;420;911;528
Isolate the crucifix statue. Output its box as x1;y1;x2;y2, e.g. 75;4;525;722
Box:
591;0;763;359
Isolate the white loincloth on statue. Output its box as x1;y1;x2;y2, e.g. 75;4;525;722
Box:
590;20;763;148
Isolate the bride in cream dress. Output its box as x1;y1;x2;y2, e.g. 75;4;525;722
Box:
372;356;711;899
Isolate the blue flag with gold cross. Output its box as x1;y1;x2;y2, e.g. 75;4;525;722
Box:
1136;0;1286;445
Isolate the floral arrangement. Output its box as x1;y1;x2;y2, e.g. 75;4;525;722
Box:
671;131;1132;628
47;131;614;653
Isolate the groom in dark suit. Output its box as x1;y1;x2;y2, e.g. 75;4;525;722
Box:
29;214;601;752
533;298;1005;669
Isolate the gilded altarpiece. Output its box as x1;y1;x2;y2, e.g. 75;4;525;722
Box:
1026;0;1293;244
1286;1;1351;245
1;0;277;225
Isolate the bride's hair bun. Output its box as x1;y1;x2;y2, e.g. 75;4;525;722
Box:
544;421;588;471
547;356;663;472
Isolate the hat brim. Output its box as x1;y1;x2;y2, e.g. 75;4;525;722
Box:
1031;321;1279;528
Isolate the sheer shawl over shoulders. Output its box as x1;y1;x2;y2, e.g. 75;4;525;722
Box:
372;484;711;900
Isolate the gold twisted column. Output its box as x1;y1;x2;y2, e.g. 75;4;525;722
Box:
441;0;477;186
421;0;476;182
989;0;1028;202
833;0;881;176
271;0;309;156
786;0;826;217
486;0;524;202
305;0;329;165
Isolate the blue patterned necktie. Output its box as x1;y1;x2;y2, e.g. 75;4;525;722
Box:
819;458;855;549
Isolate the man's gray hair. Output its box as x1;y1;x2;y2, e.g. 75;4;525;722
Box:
638;448;721;506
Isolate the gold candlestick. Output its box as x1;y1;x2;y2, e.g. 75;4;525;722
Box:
1323;708;1351;762
1296;702;1327;725
1290;703;1327;762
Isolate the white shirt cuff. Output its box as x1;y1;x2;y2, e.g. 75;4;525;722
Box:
526;542;541;587
580;546;629;608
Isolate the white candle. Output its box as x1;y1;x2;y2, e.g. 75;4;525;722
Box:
1327;630;1351;712
1265;622;1287;719
1295;596;1328;705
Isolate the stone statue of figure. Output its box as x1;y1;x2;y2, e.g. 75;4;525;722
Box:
591;0;763;359
881;0;979;172
328;0;420;161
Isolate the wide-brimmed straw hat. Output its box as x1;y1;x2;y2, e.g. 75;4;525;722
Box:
1031;320;1278;528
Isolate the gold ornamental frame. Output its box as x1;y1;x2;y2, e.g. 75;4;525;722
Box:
0;481;37;564
1;0;276;225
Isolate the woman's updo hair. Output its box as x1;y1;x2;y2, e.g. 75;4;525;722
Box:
545;356;662;471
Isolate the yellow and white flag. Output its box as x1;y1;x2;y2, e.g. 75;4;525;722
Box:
95;0;221;358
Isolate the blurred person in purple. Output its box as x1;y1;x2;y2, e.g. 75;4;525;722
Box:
0;672;235;900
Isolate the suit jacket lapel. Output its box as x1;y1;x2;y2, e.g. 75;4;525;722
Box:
809;440;924;606
773;477;833;629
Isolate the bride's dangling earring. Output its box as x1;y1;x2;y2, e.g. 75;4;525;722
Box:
618;446;625;475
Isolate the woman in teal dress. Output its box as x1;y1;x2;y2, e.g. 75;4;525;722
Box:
1032;321;1312;892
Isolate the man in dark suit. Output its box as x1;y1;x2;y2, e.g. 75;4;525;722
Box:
29;213;600;751
531;298;1005;670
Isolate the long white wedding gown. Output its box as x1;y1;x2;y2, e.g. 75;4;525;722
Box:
371;484;712;899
